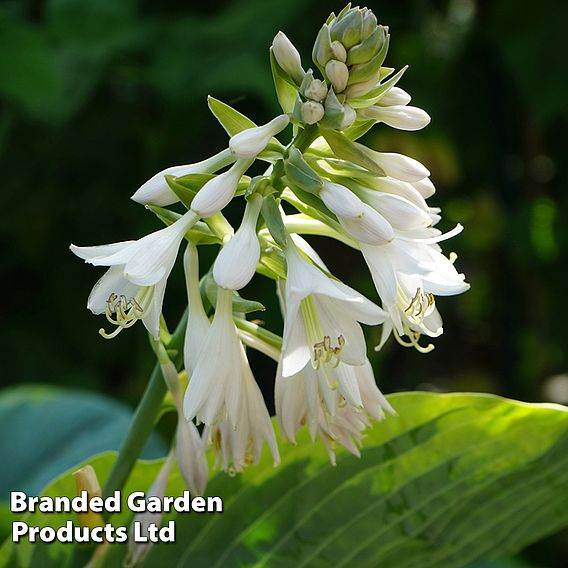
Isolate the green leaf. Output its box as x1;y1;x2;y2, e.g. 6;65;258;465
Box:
283;148;323;194
348;66;408;109
4;394;568;567
321;129;385;175
0;386;165;503
146;393;568;567
269;48;298;115
261;195;288;248
207;96;286;159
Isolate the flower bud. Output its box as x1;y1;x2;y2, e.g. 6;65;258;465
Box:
320;181;364;219
330;40;347;63
344;76;379;99
191;160;248;218
312;23;334;68
378;86;411;106
330;9;364;49
339;203;394;245
272;31;305;85
325;60;349;93
229;114;289;159
131;150;235;206
301;71;328;102
213;194;262;290
73;466;104;530
360;105;431;131
340;103;357;130
372;152;430;183
301;101;325;125
346;26;388;66
412;177;436;198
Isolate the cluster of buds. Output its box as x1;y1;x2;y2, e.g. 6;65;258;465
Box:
71;5;468;550
272;4;430;133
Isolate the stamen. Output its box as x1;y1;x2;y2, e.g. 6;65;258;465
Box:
404;288;436;325
99;293;146;339
312;335;345;369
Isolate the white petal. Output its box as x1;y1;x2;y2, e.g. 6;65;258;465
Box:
229;115;289;159
70;241;136;265
338;203;394;245
320;181;364;220
86;266;140;314
373;153;430;183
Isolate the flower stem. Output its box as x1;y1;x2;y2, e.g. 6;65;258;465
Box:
292;124;319;153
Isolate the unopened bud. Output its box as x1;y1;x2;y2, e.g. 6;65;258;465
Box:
272;31;305;85
213;194;262;290
229;114;289;159
339;203;394;245
360;105;431;131
347;26;385;66
378;86;412;106
340;103;357;130
191;160;248;218
301;101;325;125
330;9;364;49
301;71;328;102
330;40;347;63
372;152;430;183
73;466;104;530
320;181;364;220
325;60;349;93
312;23;334;68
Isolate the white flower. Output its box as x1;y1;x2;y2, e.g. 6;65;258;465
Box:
183;287;242;426
360;105;431;131
281;244;387;378
361;236;469;350
213;194;262;290
126;453;175;567
275;358;394;464
183;244;210;376
70;210;198;339
190;160;250;218
377;86;411;106
229;115;289;159
319;181;394;245
272;31;305;84
130;149;235;207
176;418;208;496
205;346;280;473
412;177;436;198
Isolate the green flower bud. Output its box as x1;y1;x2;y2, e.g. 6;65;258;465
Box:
347;26;388;66
330;9;363;49
347;48;385;86
361;9;377;40
312;24;334;68
330;40;347;63
272;31;305;85
301;101;325;125
325;60;349;93
301;69;328;102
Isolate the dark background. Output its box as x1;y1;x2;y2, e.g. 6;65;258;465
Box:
1;0;566;565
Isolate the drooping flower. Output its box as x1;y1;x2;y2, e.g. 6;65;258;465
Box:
205;345;280;474
281;243;387;378
361;235;469;351
213;193;262;290
70;210;198;338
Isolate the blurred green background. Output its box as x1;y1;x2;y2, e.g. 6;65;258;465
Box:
0;0;566;565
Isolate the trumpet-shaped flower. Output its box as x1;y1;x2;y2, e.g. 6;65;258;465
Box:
229;115;289;159
70;210;198;338
205;346;280;473
281;244;387;377
361;236;469;351
213;194;262;290
275;358;394;464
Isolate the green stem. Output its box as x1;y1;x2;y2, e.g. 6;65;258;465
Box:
292;124;319;153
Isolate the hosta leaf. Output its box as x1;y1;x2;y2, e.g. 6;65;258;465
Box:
3;393;568;568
